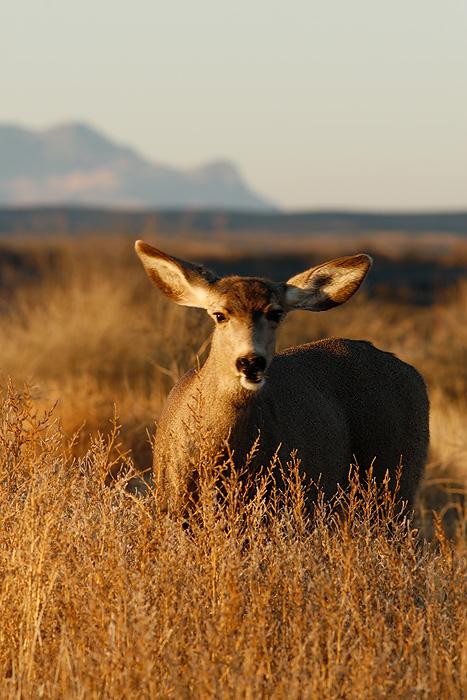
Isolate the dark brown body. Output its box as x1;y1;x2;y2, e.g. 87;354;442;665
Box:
153;338;429;514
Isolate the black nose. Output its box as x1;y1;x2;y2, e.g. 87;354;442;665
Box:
236;355;266;377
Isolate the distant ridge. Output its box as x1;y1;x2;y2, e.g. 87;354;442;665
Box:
0;206;466;237
0;123;276;211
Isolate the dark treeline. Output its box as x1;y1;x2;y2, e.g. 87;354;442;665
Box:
0;206;466;237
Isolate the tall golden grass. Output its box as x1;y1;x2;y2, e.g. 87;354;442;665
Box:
1;236;467;697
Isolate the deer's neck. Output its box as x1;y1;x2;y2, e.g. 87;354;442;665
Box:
193;357;263;467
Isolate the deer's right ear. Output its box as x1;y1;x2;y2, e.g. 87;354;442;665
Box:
135;241;218;308
285;254;372;312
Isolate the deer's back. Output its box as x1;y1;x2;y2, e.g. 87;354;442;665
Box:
267;338;429;503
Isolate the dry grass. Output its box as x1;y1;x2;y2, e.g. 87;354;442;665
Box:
0;236;467;697
1;380;467;699
0;238;212;465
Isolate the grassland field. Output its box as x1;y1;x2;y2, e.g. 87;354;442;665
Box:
0;233;466;698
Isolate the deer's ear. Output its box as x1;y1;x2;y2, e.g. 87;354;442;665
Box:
135;241;219;308
285;254;372;311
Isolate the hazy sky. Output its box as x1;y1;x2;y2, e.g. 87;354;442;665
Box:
3;0;466;210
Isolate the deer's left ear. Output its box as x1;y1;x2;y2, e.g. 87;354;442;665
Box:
135;241;219;308
285;254;372;312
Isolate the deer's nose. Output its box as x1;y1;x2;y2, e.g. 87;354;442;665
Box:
236;355;266;379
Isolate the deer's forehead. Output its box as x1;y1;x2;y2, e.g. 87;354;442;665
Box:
212;277;285;314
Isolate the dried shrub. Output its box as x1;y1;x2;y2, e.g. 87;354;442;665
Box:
0;382;467;698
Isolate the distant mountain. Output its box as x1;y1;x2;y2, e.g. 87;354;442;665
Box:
0;123;277;211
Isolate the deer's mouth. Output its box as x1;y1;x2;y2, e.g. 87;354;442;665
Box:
236;355;267;391
240;374;266;391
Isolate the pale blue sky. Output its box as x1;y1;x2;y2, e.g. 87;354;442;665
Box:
2;0;466;210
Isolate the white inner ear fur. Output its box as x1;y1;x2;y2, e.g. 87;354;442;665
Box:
311;264;366;295
285;256;371;311
181;287;210;308
140;254;210;308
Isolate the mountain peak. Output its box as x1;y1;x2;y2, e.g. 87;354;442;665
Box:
42;121;96;136
186;160;242;186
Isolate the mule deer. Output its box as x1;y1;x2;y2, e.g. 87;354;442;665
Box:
135;241;429;516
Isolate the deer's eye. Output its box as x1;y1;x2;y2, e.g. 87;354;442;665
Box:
213;312;227;324
267;310;282;323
